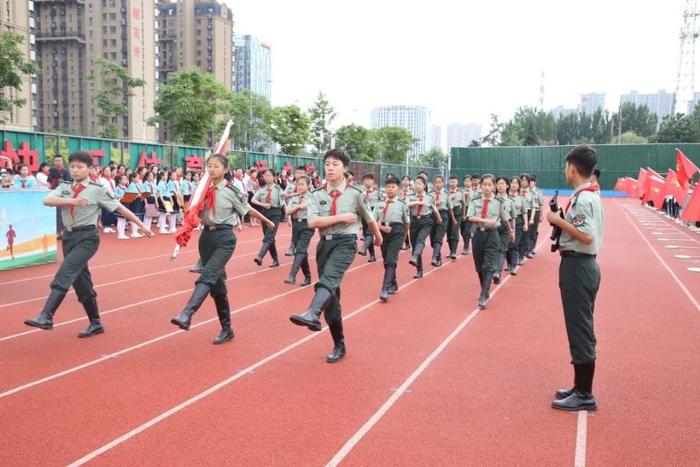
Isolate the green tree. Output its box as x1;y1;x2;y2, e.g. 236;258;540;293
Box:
334;124;378;162
417;147;447;167
148;69;232;145
468;139;481;147
509;107;557;145
610;103;658;138
500;121;524;146
226;89;273;151
307;92;337;154
590;108;610;144
268;105;310;155
481;114;504;146
87;57;145;139
655;113;698;143
556;113;580;145
612;131;648;144
374;126;415;164
0;31;39;124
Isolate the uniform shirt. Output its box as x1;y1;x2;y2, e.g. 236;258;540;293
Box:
399;187;413;201
156;180;170;196
286;192;310;220
51;179;121;229
431;188;453;211
465;187;480;207
307;180;374;236
408;192;438;218
127;181;142;193
523;188;538;212
559;182;604;255
363;187;382;210
114;185;127;199
508;192;526;217
531;187;545;210
373;196;410;225
181;180;194;196
167;180;180;196
199;180;251;226
254;184;284;208
467;194;507;229
284;182;299;198
496;193;515;223
141;181;154;194
14;176;37;189
448;188;464;210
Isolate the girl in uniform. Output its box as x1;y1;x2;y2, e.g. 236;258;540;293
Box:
142;171;157;234
493;177;516;284
446;175;464;259
156;171;173;234
126;170;145;238
170;154;274;345
519;174;534;264
460;175;475;255
166;170;182;233
407;176;440;278
507;176;526;275
251;169;284;267
182;171;194;206
114;175;130;240
283;175;314;286
400;175;413;250
466;174;511;310
429;175;456;266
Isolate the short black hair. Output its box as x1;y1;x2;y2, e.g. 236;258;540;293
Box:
448;175;458;181
593;168;601;178
471;174;480;179
433;175;444;182
346;170;354;177
207;153;229;170
509;176;521;192
495;176;510;186
480;173;495;183
53;154;64;160
295;165;306;172
39;162;49;171
324;149;350;166
414;175;428;187
520;173;531;183
384;176;400;187
385;172;397;179
530;174;537;182
402;175;411;182
68;151;93;166
263;168;277;177
565;145;598;178
417;170;429;176
362;173;375;181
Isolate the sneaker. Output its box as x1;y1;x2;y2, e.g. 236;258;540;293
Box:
131;232;144;238
117;235;130;240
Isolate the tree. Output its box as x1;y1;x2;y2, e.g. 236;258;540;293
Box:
500;121;523;146
610;103;658;138
268;105;310;155
556;113;580;145
0;31;39;124
468;139;481;147
334;124;378;162
88;57;145;139
612;131;648;144
148;69;232;145
481;114;504;146
509;107;557;145
590;108;610;144
374;127;415;164
655;113;698;143
226;89;273;151
417;147;447;168
307;92;337;154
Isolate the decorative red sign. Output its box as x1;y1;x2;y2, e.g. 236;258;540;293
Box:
305;163;316;174
184;155;203;169
138;150;163;167
0;141;40;172
87;149;107;166
282;161;293;173
133;46;141;58
132;7;142;20
132;27;141;39
254;160;269;171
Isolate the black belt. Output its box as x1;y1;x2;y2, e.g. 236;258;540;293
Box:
294;218;307;223
319;234;356;241
411;215;431;220
381;221;403;227
203;224;232;231
65;225;96;232
475;226;497;233
560;251;596;258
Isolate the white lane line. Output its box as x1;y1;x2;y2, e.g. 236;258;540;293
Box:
619;201;699;312
574;411;588;467
665;245;700;250
0;233;291;287
325;238;548;467
66;256;454;466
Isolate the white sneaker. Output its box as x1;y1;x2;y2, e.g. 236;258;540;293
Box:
103;227;114;233
159;229;171;234
131;232;144;238
117;235;130;240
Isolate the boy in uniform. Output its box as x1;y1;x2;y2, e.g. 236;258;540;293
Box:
374;176;410;301
429;175;456;266
447;175;464;259
284;166;309;256
290;150;382;363
461;174;481;255
358;173;381;262
546;145;603;411
24;151;154;337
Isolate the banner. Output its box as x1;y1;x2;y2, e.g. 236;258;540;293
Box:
0;190;57;271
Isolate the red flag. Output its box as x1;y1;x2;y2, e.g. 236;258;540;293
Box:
623;178;637;196
681;186;700;222
637;168;648;197
676;149;699;188
642;168;662;198
614;178;625;191
643;175;665;208
664;169;688;204
172;120;233;255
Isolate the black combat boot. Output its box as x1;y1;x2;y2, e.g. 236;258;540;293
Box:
78;297;104;338
326;319;346;363
409;243;424;267
212;294;234;345
284;253;305;284
289;287;333;331
171;283;211;330
254;243;271;265
24;289;66;330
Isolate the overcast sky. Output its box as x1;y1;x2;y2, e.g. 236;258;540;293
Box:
225;0;689;130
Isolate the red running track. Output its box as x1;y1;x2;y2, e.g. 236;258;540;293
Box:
0;201;698;466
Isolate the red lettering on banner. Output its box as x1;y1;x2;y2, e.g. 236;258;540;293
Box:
0;141;40;172
132;7;141;20
133;46;141;58
138;150;162;167
185;155;203;169
87;149;107;166
132;27;141;39
254;160;269;171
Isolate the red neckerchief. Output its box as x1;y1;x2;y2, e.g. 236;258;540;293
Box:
70;181;87;218
565;184;600;214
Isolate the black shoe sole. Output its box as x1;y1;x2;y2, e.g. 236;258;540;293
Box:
189;269;203;273
357;251;367;256
300;281;312;287
254;258;262;266
326;353;346;363
379;294;388;302
409;259;417;266
284;279;295;285
24;320;53;330
212;333;234;345
78;327;104;338
171;318;190;331
289;316;322;331
270;263;280;268
551;402;597;411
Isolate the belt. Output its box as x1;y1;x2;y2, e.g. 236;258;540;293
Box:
320;234;357;241
411;215;430;220
203;224;232;231
294;218;307;223
65;225;96;233
560;251;596;258
476;226;496;232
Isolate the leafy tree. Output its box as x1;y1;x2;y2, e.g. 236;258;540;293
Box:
307;92;336;154
481;114;504;146
148;69;232;145
610;103;658;138
509;107;557;145
374;126;415;164
0;31;39;124
556;113;580;145
268;105;310;155
417;147;447;168
87;57;145;139
655;113;698;143
612;131;648;144
590;108;611;144
334;124;378;162
500;121;523;146
226;89;273;151
468;139;481;147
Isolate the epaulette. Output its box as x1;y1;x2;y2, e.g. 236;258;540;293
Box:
60;180;71;185
89;181;103;187
492;196;503;204
312;187;325;193
349;185;363;193
226;184;243;195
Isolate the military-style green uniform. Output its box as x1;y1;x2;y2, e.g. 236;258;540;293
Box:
408;191;438;275
447;188;464;256
374;195;410;296
305;181;374;346
429;188;453;265
558;182;603;365
285;191;313;283
360;187;382;258
523;187;539;254
461;187;480;254
253;184;284;263
519;188;534;260
494;193;515;277
399;187;414;248
530;186;545;250
507;192;526;272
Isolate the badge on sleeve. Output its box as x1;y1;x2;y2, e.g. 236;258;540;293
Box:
319;200;328;205
572;214;585;226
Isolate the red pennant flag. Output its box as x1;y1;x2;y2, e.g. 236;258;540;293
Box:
676;149;699;188
614;178;624;191
664;169;688;204
637;168;648;197
680;186;699;221
643;175;666;208
623;178;638;196
643;168;662;198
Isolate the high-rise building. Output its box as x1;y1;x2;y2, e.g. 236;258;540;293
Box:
157;0;235;141
0;0;37;131
687;91;700;114
579;93;606;115
234;35;271;101
34;0;157;140
550;106;578;120
371;105;431;158
446;123;482;150
431;125;442;151
620;90;676;124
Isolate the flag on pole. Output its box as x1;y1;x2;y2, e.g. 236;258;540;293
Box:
172;120;233;259
676;148;699;188
663;169;687;204
681;186;700;222
643;174;665;208
614;178;624;192
637;168;648;197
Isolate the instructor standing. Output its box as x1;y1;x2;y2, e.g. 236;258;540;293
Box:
547;145;603;411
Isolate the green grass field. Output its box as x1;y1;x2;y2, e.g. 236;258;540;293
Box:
0;251;57;271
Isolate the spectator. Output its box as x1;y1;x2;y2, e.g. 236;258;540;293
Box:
36;163;51;188
1;168;12;189
13;164;38;189
48;154;71;189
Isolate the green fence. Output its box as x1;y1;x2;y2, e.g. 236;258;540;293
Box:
450;144;700;190
0;129;440;179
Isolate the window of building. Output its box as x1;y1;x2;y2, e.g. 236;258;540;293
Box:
102;13;107;21
110;26;116;33
109;12;116;20
31;83;37;94
102;26;107;34
28;0;34;12
103;39;108;46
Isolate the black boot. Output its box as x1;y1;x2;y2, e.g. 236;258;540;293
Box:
212;294;234;345
494;254;506;284
171;283;211;330
285;244;295;256
380;264;395;302
25;289;66;330
284;253;305;284
552;363;597;411
254;243;271;265
409;243;424;266
357;234;370;256
189;259;204;273
509;250;518;275
289;287;333;331
431;243;441;266
299;256;312;286
78;297;104;338
269;244;279;267
555;366;578;400
478;272;493;309
326;320;346;363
